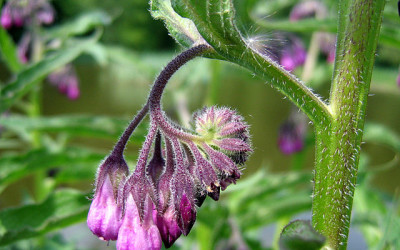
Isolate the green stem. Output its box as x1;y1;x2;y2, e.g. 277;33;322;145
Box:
30;28;48;202
312;0;386;248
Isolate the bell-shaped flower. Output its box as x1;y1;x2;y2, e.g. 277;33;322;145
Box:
87;155;129;241
117;194;162;250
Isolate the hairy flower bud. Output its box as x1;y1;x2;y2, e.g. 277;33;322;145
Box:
155;207;182;248
194;106;252;162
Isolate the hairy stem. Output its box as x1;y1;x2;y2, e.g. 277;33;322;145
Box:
312;0;386;248
111;103;149;158
148;44;211;142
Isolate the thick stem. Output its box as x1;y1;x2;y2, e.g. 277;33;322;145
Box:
312;0;385;248
148;44;211;142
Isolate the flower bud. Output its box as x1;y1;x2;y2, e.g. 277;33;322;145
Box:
155;207;182;248
177;193;197;236
147;132;165;184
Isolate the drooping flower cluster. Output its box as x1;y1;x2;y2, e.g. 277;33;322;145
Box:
1;0;54;29
0;0;80;100
87;45;252;249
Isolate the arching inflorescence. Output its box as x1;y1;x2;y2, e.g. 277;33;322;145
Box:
87;45;252;249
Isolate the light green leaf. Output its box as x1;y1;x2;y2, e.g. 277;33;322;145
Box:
150;0;206;48
0;189;89;246
0;28;23;73
279;220;326;250
0;32;100;113
169;0;331;126
0;147;103;194
45;11;111;39
363;123;400;153
0;114;147;142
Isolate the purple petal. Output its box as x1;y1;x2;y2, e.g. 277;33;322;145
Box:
87;176;122;241
117;195;162;250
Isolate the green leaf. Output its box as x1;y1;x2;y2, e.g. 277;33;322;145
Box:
0;32;100;113
169;0;331;126
0;147;103;194
0;114;147;142
0;189;90;246
150;0;206;48
239;192;311;230
363;123;400;153
279;220;326;250
0;28;23;73
225;169;312;230
45;11;111;39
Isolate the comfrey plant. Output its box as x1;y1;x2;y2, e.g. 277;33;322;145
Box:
87;45;252;249
87;0;387;249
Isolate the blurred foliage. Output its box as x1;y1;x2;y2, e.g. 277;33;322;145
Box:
53;0;175;50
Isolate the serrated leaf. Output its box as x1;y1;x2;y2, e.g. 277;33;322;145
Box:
279;220;326;250
0;28;23;73
0;147;103;194
46;11;111;39
0;32;100;113
0;189;89;246
150;0;206;47
0;114;147;141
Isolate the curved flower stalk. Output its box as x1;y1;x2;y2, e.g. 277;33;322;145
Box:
87;44;253;249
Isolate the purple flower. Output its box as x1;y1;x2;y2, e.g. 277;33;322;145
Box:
87;156;129;241
397;72;400;88
289;1;328;21
289;1;336;64
0;0;55;29
17;33;31;64
278;111;308;155
117;195;161;250
318;33;336;63
279;38;307;72
0;6;12;29
47;64;80;100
